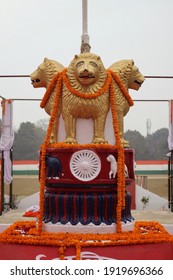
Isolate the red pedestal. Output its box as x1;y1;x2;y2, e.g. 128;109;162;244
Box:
41;147;136;225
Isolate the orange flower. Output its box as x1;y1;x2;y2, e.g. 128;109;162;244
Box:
109;79;125;232
40;72;62;108
75;245;81;260
38;74;63;233
62;68;112;99
59;245;66;260
109;70;134;106
0;221;172;254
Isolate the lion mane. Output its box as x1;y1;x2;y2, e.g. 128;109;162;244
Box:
66;53;107;93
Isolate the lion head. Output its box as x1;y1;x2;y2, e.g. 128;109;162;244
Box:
128;62;145;90
30;57;64;88
109;59;145;91
66;53;107;93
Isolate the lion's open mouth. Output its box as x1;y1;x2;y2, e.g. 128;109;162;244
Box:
31;79;40;84
79;75;95;79
134;80;143;86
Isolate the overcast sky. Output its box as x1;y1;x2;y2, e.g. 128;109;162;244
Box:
0;0;173;135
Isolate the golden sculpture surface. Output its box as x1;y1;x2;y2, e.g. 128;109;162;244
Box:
30;58;64;142
108;60;145;146
30;53;144;146
62;53;109;144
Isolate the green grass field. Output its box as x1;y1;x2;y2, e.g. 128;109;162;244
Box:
4;176;40;199
147;176;168;199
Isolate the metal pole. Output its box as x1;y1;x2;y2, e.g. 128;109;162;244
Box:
9;148;13;208
82;0;88;37
0;75;29;78
0;154;3;214
1;152;4;212
168;155;171;209
170;151;173;212
81;0;91;53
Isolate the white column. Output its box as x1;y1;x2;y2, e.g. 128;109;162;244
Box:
0;100;14;184
81;0;90;51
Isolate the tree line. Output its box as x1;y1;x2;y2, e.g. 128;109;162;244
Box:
124;128;169;160
1;120;169;161
13;121;46;160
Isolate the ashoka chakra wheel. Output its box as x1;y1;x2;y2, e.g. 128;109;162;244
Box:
70;150;101;181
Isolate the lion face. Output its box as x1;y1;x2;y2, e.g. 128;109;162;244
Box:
30;58;64;89
68;53;106;87
30;60;47;88
128;64;145;90
74;57;100;85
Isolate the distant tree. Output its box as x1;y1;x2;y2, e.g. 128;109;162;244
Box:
124;128;169;160
13;122;46;160
12;119;169;161
146;128;169;160
124;130;148;160
36;118;49;131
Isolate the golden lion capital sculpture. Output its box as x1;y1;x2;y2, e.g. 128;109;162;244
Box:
30;53;145;146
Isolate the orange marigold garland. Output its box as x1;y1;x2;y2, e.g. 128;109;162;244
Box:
59;245;66;260
38;74;63;233
47;142;115;150
40;72;62;108
109;79;126;233
0;221;173;251
62;68;112;99
109;70;134;106
75;244;81;260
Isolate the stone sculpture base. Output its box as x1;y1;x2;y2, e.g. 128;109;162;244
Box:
43;221;135;234
41;147;135;227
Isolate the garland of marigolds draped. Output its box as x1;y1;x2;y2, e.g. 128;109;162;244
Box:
38;68;133;233
109;78;126;232
38;74;63;233
0;221;173;260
